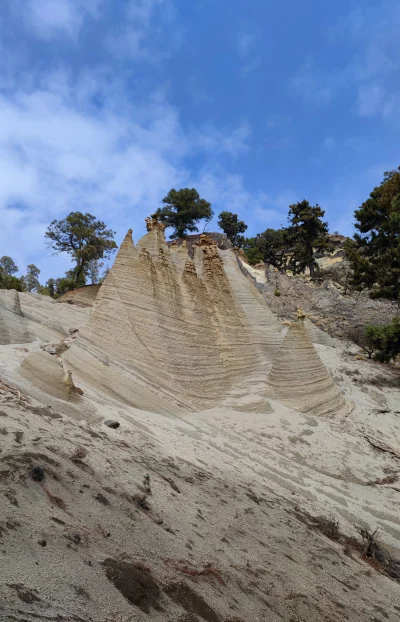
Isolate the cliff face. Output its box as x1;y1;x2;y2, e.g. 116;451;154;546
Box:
65;223;282;411
62;219;349;417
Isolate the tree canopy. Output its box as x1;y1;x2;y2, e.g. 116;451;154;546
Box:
23;264;41;293
0;256;18;276
242;201;329;275
365;319;400;363
346;167;400;301
45;212;117;289
0;267;25;292
287;200;329;277
0;256;26;291
217;211;248;248
154;188;213;239
243;229;291;270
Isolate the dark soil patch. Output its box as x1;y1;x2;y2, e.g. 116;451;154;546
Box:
94;492;110;505
9;451;59;468
28;405;62;419
51;516;66;525
8;583;41;604
102;558;163;613
14;430;23;443
164;582;221;622
4;489;18;506
73;584;91;599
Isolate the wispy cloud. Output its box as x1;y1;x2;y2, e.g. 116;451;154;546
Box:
105;0;182;62
195;168;296;232
291;0;400;120
194;121;252;158
290;59;335;105
0;62;257;279
235;24;261;78
14;0;103;40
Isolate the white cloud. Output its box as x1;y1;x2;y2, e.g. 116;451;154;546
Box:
16;0;103;40
290;60;334;104
194;122;252;158
0;68;257;280
105;0;181;61
194;168;296;233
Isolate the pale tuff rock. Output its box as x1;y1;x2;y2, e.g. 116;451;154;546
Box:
0;289;31;344
304;317;336;347
145;215;165;232
183;258;197;275
169;238;191;272
66;222;261;410
63;369;84;395
267;321;350;416
2;223;400;622
297;305;336;347
297;305;306;320
63;218;348;414
20;352;83;401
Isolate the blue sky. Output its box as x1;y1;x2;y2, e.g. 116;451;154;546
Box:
0;0;399;281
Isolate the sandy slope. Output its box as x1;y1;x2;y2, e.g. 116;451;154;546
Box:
0;225;399;621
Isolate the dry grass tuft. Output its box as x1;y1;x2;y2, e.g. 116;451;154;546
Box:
133;474;152;510
42;485;67;511
358;528;400;580
367;474;398;486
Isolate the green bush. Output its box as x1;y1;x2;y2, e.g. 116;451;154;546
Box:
365;318;400;363
0;267;26;292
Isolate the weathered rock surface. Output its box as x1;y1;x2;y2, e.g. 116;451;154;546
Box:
65;224;287;411
267;320;350;416
1;221;399;622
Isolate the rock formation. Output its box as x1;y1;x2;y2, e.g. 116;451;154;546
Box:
63;218;349;416
0;290;31;344
267;318;350;416
66;224;270;411
20;351;83;402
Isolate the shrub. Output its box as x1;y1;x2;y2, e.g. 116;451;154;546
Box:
365;318;400;363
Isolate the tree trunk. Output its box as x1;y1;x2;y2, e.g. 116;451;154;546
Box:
73;259;85;289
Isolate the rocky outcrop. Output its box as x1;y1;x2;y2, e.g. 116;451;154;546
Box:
238;256;398;340
0;290;31;345
267;320;350;416
62;219;349;416
66;225;270;411
20;351;83;401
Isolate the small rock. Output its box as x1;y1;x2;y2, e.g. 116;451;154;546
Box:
38;539;47;547
104;420;120;429
32;466;45;482
40;343;58;355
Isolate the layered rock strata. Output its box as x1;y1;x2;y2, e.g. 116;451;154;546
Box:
267;320;350;416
